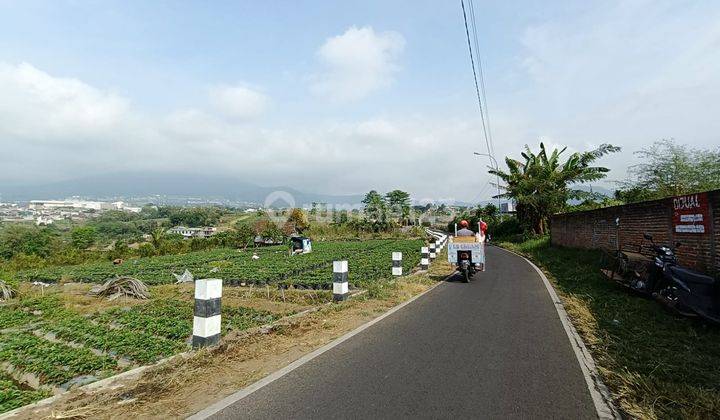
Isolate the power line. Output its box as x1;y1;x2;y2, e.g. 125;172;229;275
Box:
467;0;489;153
467;0;495;158
460;0;492;163
462;0;503;208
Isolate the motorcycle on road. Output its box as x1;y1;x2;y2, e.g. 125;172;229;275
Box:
448;222;487;283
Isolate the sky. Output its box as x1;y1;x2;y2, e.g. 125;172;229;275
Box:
1;0;720;202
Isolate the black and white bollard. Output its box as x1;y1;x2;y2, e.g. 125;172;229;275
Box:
333;260;349;301
193;279;222;348
392;252;402;276
429;243;437;260
421;247;429;270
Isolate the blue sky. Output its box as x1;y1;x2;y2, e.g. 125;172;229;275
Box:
1;1;719;201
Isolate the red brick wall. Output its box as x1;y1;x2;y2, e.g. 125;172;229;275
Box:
550;189;719;274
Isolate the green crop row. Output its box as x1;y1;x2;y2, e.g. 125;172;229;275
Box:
92;299;281;341
222;306;280;332
0;307;36;330
93;300;192;341
40;314;184;364
0;373;50;413
0;296;290;414
0;332;116;385
280;239;424;288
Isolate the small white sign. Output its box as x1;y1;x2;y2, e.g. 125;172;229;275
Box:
676;225;705;233
679;214;704;222
448;243;483;263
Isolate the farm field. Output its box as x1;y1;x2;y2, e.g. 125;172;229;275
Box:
0;288;290;414
17;239;424;288
0;239;426;413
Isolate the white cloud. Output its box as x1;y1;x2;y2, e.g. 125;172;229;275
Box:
516;1;720;147
0;62;129;144
208;84;269;120
311;26;405;102
0;61;492;199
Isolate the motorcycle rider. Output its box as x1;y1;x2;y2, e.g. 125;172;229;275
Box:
457;220;475;237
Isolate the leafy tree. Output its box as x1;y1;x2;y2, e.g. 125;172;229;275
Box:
482;203;498;219
489;142;620;235
385;190;411;225
189;237;210;252
261;222;284;243
159;206;223;227
70;226;97;250
137;243;156;257
436;204;450;215
253;219;272;236
286;208;309;232
282;221;297;236
111;240;130;260
616;139;720;202
0;225;59;259
471;203;499;226
233;222;255;249
569;194;624;212
362;190;388;225
337;210;349;224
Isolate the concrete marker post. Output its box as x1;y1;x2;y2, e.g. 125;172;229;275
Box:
333;260;349;301
420;247;429;270
429;243;437;261
392;252;403;276
193;279;222;348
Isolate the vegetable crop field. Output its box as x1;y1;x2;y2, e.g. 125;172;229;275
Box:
0;239;426;413
0;295;281;414
18;239;424;288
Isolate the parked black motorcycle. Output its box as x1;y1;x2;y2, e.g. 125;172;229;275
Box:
642;233;720;324
600;234;662;297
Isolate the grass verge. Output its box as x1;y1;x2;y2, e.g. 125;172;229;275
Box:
499;236;720;419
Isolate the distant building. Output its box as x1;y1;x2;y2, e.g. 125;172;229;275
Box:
29;199;141;213
500;202;515;213
35;215;54;226
111;201;142;213
167;226;217;239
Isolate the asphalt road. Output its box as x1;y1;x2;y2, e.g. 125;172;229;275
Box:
206;246;597;420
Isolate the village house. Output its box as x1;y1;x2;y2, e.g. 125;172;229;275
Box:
167;226;218;239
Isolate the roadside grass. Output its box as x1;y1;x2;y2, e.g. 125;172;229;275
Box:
499;237;720;419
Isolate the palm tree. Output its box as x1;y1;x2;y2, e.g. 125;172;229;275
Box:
489;143;620;235
150;227;166;248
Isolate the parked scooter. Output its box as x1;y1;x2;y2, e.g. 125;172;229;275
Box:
601;231;662;297
642;233;720;324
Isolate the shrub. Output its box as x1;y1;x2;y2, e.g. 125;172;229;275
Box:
138;243;156;258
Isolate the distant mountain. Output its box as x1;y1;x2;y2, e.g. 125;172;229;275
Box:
0;172;365;206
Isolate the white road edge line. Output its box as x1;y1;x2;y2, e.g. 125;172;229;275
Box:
187;275;449;420
495;246;620;420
